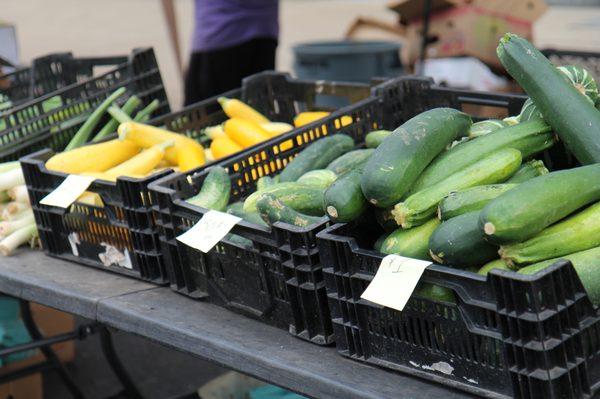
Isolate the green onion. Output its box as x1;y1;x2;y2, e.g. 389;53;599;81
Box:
0;168;24;191
107;105;134;124
0;211;34;236
0;223;37;256
64;87;126;151
0;162;20;174
93;95;141;142
133;99;160;122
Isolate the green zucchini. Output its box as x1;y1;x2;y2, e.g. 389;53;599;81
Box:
505;159;548;183
500;201;600;267
380;218;440;260
373;233;389;252
477;259;511;275
416;283;454;303
361;108;472;208
480;164;600;244
429;211;499;268
365;130;392;148
278;134;354;182
393;148;522;228
226;202;267;227
257;194;323;228
256;176;277;191
225;234;253;248
326;149;373;175
408;119;553;195
243;182;325;216
438;184;518;221
297;169;337;189
323;167;367;222
187;166;230;211
557;65;599;104
518;98;544;123
519;246;600;306
497;33;600;164
468;119;508;138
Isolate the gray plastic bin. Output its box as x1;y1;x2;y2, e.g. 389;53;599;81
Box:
293;40;402;83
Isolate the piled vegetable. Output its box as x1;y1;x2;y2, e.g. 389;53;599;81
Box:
0;162;37;256
186;33;600;306
205;97;351;161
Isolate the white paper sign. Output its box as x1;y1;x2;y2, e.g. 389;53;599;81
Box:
361;254;431;312
176;210;242;253
40;175;96;208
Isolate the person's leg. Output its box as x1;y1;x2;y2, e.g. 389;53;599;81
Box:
183;51;203;106
247;37;277;73
184;38;278;104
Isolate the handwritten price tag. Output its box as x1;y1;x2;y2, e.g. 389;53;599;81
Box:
40;175;96;208
176;210;242;253
361;254;431;311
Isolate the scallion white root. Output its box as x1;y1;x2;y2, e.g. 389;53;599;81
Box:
0;168;24;191
2;208;31;221
6;201;30;215
0;162;20;174
0;212;34;236
0;223;37;256
8;185;29;203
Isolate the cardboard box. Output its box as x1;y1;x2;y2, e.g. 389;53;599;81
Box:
0;357;43;399
30;303;75;364
0;302;74;399
389;0;547;69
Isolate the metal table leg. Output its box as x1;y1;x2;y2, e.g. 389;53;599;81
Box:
19;299;86;399
99;326;144;399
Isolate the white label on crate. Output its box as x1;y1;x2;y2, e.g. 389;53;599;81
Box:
176;210;242;253
68;233;80;257
40;175;95;208
122;249;133;270
99;244;132;269
361;254;431;312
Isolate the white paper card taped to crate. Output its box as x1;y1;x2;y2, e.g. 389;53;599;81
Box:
361;254;431;312
40;175;96;208
176;210;242;253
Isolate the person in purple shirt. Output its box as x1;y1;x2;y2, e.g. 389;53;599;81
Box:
163;0;279;105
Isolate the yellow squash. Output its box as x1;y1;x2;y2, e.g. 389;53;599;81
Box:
101;141;173;180
260;122;293;137
210;135;243;160
45;139;140;174
293;111;330;127
293;111;352;130
224;118;271;148
118;122;205;170
177;144;206;172
204;124;226;140
218;97;269;124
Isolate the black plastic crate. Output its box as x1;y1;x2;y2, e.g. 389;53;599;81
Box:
542;48;600;84
0;52;130;110
22;72;374;285
1;48;169;163
316;79;600;398
149;94;382;344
